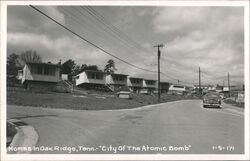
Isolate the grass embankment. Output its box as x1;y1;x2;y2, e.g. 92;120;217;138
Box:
7;90;199;110
224;98;244;108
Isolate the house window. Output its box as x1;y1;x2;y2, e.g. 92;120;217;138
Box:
37;65;43;74
118;76;124;81
87;72;103;80
97;73;103;80
132;79;141;84
113;76;121;81
146;81;155;85
44;66;50;75
99;74;103;80
90;73;95;79
49;68;55;76
96;74;100;79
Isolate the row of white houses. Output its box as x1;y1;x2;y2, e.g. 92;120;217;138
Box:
19;62;176;93
75;70;171;93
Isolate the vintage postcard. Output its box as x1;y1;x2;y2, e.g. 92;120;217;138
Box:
1;0;249;160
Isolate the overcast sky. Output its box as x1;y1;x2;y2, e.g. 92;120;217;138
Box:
7;5;244;86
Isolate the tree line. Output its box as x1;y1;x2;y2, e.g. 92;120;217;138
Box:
7;50;117;81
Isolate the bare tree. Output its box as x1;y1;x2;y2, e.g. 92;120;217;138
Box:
17;50;42;66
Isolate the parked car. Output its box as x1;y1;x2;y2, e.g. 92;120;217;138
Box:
203;92;222;108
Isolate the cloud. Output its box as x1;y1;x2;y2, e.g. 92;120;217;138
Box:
42;6;65;24
7;6;244;85
7;32;109;67
7;6;66;38
153;7;244;85
153;7;208;33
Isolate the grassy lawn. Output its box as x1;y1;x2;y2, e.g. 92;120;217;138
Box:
7;90;198;110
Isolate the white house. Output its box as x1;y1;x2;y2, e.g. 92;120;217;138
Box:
75;70;106;89
127;77;143;93
21;62;61;90
141;79;157;94
168;84;186;95
105;73;128;91
223;86;229;92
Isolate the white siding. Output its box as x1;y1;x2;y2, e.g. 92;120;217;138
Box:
143;80;157;89
22;64;60;83
169;85;186;91
75;71;105;86
106;74;127;85
127;78;143;88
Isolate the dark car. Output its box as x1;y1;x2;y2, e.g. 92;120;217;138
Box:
203;92;221;108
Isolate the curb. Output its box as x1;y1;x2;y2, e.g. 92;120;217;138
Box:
7;119;39;154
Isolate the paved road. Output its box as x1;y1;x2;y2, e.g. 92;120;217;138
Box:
7;100;244;154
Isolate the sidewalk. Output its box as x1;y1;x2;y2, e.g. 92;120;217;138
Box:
7;119;39;154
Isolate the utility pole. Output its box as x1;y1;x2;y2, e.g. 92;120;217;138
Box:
228;72;230;97
199;67;201;97
154;44;164;102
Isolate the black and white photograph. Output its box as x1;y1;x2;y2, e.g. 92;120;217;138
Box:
1;0;249;160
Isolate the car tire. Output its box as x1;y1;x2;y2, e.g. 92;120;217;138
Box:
203;105;206;108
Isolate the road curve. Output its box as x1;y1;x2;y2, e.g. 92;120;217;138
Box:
7;100;244;154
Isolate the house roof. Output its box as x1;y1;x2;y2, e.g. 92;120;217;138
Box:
160;82;171;84
26;62;61;67
84;70;105;73
144;79;157;82
129;77;144;80
110;73;128;77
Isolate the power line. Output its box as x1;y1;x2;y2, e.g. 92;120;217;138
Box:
30;5;197;86
60;7;111;43
30;5;156;73
74;7;141;53
76;6;155;65
61;6;155;69
84;6;154;56
160;72;195;85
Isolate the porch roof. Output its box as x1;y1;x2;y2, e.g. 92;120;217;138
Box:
26;62;61;68
84;70;105;73
110;73;128;77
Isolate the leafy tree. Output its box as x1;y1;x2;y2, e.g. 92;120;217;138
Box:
7;53;20;75
17;50;42;66
61;59;76;81
104;59;117;74
84;65;99;71
73;64;100;75
61;59;102;80
62;59;76;74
